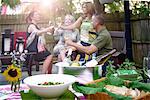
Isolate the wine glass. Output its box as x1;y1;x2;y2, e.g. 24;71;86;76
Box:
56;17;62;27
143;57;150;78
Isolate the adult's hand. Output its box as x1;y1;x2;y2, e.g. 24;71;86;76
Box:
67;46;76;51
81;14;87;19
65;39;74;46
59;24;65;30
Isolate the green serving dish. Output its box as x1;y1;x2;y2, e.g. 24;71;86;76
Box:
117;69;138;80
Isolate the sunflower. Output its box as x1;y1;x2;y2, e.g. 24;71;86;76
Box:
2;64;22;82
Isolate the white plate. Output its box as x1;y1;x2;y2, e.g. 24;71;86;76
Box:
55;62;99;68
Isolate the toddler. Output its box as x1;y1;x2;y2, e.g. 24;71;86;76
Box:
53;14;80;61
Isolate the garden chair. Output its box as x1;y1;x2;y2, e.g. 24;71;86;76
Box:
14;32;27;50
109;31;126;65
13;32;40;76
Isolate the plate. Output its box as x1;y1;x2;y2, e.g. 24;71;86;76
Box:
55;62;99;69
55;62;86;70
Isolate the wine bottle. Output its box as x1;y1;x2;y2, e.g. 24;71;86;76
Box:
71;54;80;67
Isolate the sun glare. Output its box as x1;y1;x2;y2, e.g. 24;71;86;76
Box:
41;0;53;8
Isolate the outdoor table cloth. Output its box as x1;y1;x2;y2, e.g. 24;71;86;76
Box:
0;84;84;100
0;84;29;100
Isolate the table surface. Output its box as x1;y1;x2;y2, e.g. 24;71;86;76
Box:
0;84;84;100
0;84;29;100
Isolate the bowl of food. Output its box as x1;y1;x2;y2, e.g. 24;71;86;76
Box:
23;74;76;98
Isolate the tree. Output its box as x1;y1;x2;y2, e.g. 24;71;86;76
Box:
1;0;20;8
93;0;104;14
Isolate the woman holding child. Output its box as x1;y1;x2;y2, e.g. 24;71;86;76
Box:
26;11;54;74
53;14;80;61
60;2;96;61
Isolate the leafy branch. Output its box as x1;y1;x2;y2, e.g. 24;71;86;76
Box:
1;0;21;8
132;1;150;17
106;59;149;81
118;59;136;70
106;61;116;77
105;0;150;17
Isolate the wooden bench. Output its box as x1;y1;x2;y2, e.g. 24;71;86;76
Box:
52;31;126;63
109;31;126;65
110;31;126;54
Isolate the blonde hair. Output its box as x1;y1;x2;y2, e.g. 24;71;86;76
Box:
64;14;75;25
82;2;95;15
26;11;35;23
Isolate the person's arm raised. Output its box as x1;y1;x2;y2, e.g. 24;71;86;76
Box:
28;24;54;36
60;16;83;30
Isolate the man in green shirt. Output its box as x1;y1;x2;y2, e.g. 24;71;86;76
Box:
65;14;113;78
66;14;112;59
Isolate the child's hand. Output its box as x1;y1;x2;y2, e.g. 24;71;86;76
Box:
48;26;55;34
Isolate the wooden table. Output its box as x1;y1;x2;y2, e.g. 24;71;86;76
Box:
0;52;37;76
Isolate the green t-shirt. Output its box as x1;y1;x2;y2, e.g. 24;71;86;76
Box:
92;27;113;56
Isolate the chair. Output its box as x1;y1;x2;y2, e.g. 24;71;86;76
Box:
97;49;116;65
1;29;14;65
109;31;126;55
14;32;27;51
13;32;39;76
109;31;126;65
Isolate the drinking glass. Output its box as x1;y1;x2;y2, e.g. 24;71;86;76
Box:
143;57;150;77
55;17;62;27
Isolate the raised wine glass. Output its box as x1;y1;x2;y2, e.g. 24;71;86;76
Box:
143;57;150;78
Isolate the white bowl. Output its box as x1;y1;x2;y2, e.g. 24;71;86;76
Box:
23;74;76;98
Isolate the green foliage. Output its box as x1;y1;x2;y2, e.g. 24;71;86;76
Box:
136;68;149;80
132;1;150;17
106;60;116;77
53;0;75;17
106;59;149;81
106;59;137;73
72;77;150;99
1;0;21;8
104;0;124;13
105;0;150;17
20;90;75;100
118;59;148;80
106;76;124;86
119;59;136;70
48;0;76;24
